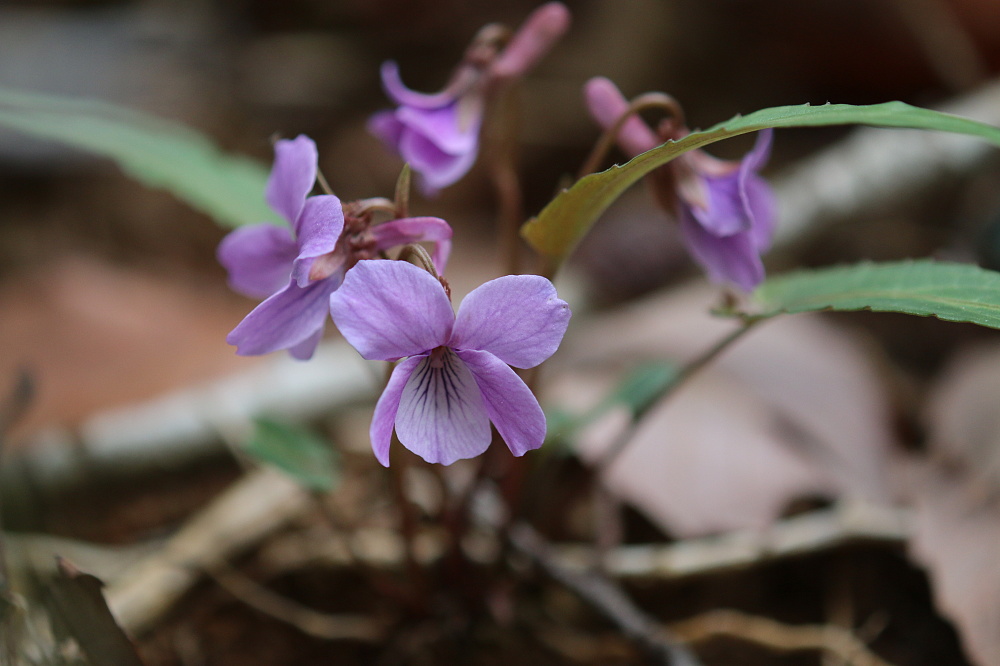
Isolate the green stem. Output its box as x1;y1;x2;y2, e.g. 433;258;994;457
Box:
597;316;762;469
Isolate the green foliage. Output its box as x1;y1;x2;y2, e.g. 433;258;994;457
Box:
750;259;1000;329
244;417;339;492
0;86;276;228
521;102;1000;269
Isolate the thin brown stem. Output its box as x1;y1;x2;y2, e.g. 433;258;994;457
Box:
577;92;686;181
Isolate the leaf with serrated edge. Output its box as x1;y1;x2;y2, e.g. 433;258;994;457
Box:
751;260;1000;329
522;102;1000;267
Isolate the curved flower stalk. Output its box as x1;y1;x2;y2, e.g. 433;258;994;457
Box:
368;2;571;195
329;260;571;466
218;135;453;360
584;77;777;292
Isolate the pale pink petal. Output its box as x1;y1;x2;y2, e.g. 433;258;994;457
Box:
265;135;317;227
370;355;424;466
450;274;570;368
290;195;344;287
368;216;453;274
217;224;297;299
457;349;546;457
395;349;492;465
329;260;454;361
584;77;659;157
491;2;571;80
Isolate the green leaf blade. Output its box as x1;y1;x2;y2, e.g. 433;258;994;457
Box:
522;102;1000;268
244;417;339;493
0;87;276;228
752;260;1000;329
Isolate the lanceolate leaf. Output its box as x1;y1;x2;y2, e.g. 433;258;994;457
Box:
521;102;1000;268
751;260;1000;329
245;417;339;492
0;86;276;228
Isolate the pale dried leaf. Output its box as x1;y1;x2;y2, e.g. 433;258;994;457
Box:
907;463;1000;666
552;282;895;537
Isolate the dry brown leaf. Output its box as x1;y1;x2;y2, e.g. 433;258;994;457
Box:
924;342;1000;490
908;342;1000;665
907;462;1000;666
551;282;895;537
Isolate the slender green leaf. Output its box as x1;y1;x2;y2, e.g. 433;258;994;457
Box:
521;102;1000;267
0;87;275;228
245;417;338;492
750;259;1000;329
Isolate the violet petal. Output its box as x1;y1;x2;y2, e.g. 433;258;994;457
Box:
290;195;345;287
679;206;764;292
380;61;457;109
265;135;317;228
689;171;752;237
450;274;571;369
398;128;480;195
227;277;336;357
396;103;479;156
288;327;325;361
394;349;492;465
457;349;547;457
370;355;424;466
217;224;298;299
329;260;454;362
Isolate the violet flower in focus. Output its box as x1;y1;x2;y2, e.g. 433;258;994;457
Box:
584;77;777;292
329;260;571;466
218;135;453;360
368;2;571;195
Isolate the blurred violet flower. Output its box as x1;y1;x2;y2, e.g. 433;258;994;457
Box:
329;260;571;466
368;2;571;195
218;135;452;360
584;77;777;292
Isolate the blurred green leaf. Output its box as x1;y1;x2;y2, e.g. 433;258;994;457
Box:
751;259;1000;329
521;102;1000;269
0;86;276;228
245;417;338;492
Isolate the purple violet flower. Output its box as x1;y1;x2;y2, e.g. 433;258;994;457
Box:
584;77;777;292
329;260;571;466
218;135;453;360
368;2;571;196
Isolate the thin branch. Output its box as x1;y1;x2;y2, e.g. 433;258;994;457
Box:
671;609;895;666
206;560;383;642
509;522;702;666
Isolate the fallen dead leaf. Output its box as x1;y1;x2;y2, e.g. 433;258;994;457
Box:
550;282;896;537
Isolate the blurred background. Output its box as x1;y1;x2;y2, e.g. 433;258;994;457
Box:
3;0;1000;438
3;1;1000;663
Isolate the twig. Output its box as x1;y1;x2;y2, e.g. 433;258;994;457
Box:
509;522;702;666
205;560;383;642
598;318;760;469
106;467;312;636
555;501;911;581
670;609;895;666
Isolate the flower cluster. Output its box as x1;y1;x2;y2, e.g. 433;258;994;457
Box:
218;135;452;360
219;134;570;466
